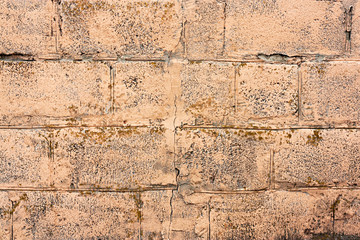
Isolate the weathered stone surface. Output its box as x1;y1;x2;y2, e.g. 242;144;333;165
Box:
178;62;298;127
210;190;360;239
176;128;271;192
177;62;235;126
225;0;344;57
59;0;182;58
113;61;179;125
12;190;171;239
169;191;209;239
169;190;360;239
0;129;50;188
0;61;110;126
274;129;360;188
0;192;11;239
183;0;225;60
234;63;298;126
301;62;360;126
53;127;176;190
0;0;55;56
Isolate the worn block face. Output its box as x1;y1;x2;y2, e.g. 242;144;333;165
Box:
12;190;171;239
274;129;360;188
53;127;175;190
234;63;298;126
0;61;110;126
210;190;360;239
183;0;225;60
0;0;55;56
178;62;235;126
169;191;209;239
59;0;182;58
225;0;344;57
176;128;271;192
301;62;360;126
0;193;11;239
113;61;177;125
0;129;50;188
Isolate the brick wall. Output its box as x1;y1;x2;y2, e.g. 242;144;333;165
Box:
0;0;360;239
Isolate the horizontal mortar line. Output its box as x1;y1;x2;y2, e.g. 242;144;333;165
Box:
3;56;360;64
0;57;168;62
0;186;358;194
194;189;267;194
0;124;158;130
0;186;176;193
192;187;360;195
178;125;360;131
1;124;360;130
280;186;360;191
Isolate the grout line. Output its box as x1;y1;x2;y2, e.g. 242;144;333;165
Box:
5;56;360;64
221;0;227;56
234;64;237;114
2;125;360;130
298;63;302;125
269;149;275;190
178;125;360;130
0;186;359;194
110;65;116;114
0;186;176;193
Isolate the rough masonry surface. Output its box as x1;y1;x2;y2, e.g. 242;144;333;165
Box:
0;0;360;239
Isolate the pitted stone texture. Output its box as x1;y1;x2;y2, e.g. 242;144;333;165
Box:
274;129;360;188
210;190;360;239
0;61;110;126
0;0;55;56
234;63;298;126
12;190;171;239
59;0;182;59
169;191;209;239
176;128;271;192
183;0;226;60
113;61;178;125
178;62;298;127
225;0;344;57
0;193;11;239
301;62;360;127
0;129;50;188
53;127;175;190
178;62;235;126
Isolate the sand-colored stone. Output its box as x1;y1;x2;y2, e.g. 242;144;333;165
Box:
2;0;360;237
178;62;298;127
169;191;209;239
183;0;226;60
113;61;179;125
0;192;11;240
176;128;271;192
53;127;176;190
274;129;360;188
169;190;360;239
0;61;110;126
0;129;50;188
58;0;182;59
0;0;55;56
210;190;360;239
12;190;171;239
177;61;235;126
234;63;298;126
225;0;344;57
301;62;360;127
